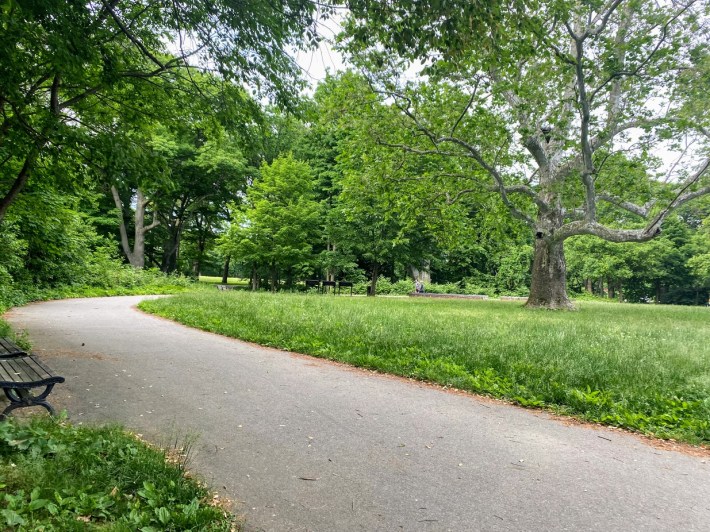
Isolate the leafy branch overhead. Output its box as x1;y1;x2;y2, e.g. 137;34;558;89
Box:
0;0;324;222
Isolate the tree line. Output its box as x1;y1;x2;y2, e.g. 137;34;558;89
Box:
1;1;708;307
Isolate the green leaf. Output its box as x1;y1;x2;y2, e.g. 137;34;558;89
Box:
1;509;25;526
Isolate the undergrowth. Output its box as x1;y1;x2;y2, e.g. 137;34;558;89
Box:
0;417;234;531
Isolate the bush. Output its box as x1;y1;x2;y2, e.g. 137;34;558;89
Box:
426;282;463;294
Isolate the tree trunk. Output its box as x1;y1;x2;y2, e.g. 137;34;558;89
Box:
585;278;593;293
111;186;159;269
270;262;278;292
368;264;379;296
221;255;231;284
0;148;39;224
161;221;182;273
251;263;259;291
655;282;663;304
193;233;207;279
327;242;336;282
409;261;431;284
525;238;574;309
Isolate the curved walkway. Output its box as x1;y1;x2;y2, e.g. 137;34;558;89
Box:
5;296;709;531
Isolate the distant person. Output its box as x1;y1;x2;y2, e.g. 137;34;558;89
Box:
415;279;424;294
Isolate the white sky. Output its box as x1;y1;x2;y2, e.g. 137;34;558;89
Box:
293;14;346;93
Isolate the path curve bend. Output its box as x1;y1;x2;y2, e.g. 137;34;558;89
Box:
5;296;709;531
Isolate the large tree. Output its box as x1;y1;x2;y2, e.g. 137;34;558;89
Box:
222;154;320;291
344;0;710;308
0;0;323;224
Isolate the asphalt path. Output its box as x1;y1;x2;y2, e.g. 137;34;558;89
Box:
4;296;709;531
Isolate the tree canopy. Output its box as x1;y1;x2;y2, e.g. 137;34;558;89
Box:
1;0;709;309
341;0;710;308
0;0;323;221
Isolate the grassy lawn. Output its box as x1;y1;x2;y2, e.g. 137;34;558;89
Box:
0;417;234;530
139;291;710;446
198;276;248;286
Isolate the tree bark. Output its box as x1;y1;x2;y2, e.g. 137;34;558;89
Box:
409;262;431;284
327;242;335;282
270;262;278;292
368;264;379;296
221;255;231;284
0;148;39;224
193;226;208;279
525;238;574;309
161;226;181;273
251;263;259;291
111;186;159;269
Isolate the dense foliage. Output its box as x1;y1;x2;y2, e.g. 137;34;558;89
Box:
0;1;708;305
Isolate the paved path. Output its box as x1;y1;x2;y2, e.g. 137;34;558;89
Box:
4;296;709;531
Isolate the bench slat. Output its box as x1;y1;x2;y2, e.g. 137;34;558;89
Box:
0;337;26;358
0;361;15;383
7;356;50;382
0;356;64;388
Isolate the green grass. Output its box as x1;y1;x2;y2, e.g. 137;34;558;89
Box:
0;417;235;531
198;276;248;286
140;291;710;446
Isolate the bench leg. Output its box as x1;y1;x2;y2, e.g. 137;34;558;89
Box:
1;385;58;421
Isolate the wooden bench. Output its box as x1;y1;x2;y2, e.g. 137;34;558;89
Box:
0;337;26;358
0;338;65;420
337;281;354;295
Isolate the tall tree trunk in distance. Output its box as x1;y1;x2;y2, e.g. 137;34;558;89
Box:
111;186;159;268
525;238;574;309
270;262;278;292
221;255;231;284
251;263;259;291
193;231;207;279
409;261;431;284
655;282;664;304
368;264;379;296
327;242;336;282
161;221;183;273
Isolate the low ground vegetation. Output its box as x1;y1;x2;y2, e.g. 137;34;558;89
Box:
204;276;526;297
1;266;194;315
141;291;710;446
0;417;234;531
0;274;227;530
